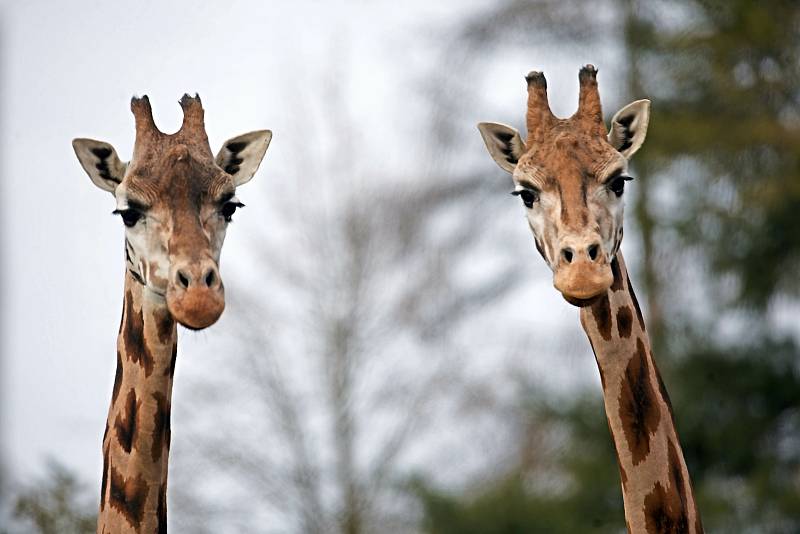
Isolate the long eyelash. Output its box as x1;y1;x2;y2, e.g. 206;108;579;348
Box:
112;209;139;217
126;199;149;211
218;192;236;205
604;174;634;185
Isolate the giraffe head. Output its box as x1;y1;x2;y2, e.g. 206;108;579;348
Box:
478;65;650;306
73;95;271;329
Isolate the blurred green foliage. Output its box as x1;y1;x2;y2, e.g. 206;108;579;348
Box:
416;0;800;532
413;392;625;533
8;460;96;534
640;0;800;309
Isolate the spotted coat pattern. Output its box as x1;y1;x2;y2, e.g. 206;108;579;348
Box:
479;66;702;532
98;273;176;533
79;94;269;534
580;254;703;533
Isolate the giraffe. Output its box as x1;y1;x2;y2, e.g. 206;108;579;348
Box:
72;94;272;533
477;66;703;533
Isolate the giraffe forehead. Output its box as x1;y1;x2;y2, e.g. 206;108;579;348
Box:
123;155;233;209
518;129;623;186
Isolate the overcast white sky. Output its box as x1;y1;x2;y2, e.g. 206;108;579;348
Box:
0;0;630;511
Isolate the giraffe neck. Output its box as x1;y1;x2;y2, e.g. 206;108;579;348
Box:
98;271;177;534
579;252;702;533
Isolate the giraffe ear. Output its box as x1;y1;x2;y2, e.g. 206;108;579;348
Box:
72;138;127;193
216;130;272;187
608;99;650;159
477;122;526;174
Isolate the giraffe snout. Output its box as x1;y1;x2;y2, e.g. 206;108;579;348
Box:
553;237;613;305
166;259;225;330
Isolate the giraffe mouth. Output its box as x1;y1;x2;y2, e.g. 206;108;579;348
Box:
562;293;604;308
553;266;614;308
166;284;225;330
179;321;214;332
553;259;614;307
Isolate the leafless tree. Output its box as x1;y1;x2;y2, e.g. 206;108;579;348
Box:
167;61;532;532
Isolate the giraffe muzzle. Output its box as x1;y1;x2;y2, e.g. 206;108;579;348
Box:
553;253;613;306
166;261;225;329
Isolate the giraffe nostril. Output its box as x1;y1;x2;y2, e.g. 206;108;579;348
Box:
204;269;216;288
177;270;190;289
562;248;574;264
588;243;600;261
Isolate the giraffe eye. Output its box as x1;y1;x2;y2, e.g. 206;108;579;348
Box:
220;201;244;222
608;175;632;197
113;208;143;227
511;189;539;208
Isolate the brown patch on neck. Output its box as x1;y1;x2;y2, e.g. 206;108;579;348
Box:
165;340;178;377
118;296;126;335
114;388;141;454
153;307;175;345
100;446;110;511
618;339;660;465
616;305;633;338
108;462;149;530
123;290;155;376
157;481;168;533
643;440;691;533
668;441;688;510
112;351;124;404
590;294;613;341
151;392;171;463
